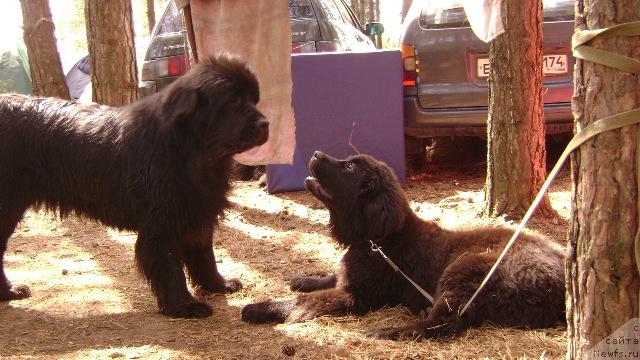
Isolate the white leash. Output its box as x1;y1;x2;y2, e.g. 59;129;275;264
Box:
369;240;434;304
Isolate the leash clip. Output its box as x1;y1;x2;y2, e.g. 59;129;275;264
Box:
368;239;434;304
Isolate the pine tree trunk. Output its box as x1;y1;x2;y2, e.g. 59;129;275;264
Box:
84;0;138;106
146;0;156;34
19;0;70;99
484;0;554;219
401;0;413;22
349;0;379;23
350;0;365;24
566;1;640;358
370;0;379;22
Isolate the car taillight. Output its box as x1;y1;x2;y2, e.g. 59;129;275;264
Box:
401;44;418;87
292;41;317;53
156;54;188;77
316;40;341;52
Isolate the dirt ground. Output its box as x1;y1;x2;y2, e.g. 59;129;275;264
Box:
1;140;571;359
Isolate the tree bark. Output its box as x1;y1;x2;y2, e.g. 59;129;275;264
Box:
350;0;380;24
401;0;413;22
84;0;138;106
146;0;156;35
350;0;364;24
484;0;554;219
19;0;70;99
566;1;640;358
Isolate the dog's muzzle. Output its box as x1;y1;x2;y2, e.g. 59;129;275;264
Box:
254;117;269;145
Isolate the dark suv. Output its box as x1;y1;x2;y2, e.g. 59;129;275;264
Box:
400;0;575;159
140;0;380;95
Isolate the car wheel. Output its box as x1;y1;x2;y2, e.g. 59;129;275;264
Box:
405;136;430;171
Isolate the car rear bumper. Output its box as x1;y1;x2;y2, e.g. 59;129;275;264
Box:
404;96;573;137
139;81;156;98
139;76;182;97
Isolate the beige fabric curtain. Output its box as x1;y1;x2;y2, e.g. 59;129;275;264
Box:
180;0;295;165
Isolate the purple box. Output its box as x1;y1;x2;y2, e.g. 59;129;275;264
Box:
266;50;405;193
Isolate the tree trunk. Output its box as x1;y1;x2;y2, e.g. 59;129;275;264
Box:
484;0;554;219
350;0;364;24
146;0;156;35
350;0;380;24
19;0;70;99
401;0;413;22
566;1;640;358
84;0;138;106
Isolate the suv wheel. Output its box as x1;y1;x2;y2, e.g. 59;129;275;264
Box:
405;136;430;171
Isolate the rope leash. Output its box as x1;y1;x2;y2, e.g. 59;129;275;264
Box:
459;20;640;316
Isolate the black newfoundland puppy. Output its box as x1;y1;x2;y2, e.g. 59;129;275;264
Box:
242;152;565;339
0;54;269;318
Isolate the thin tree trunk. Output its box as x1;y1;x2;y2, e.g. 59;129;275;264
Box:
402;0;412;22
566;1;640;358
19;0;70;99
484;0;554;219
146;0;156;34
85;0;138;106
350;0;365;24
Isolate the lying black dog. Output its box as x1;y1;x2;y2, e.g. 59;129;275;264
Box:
242;152;565;339
0;54;269;318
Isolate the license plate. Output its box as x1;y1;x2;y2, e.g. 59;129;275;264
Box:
477;54;568;78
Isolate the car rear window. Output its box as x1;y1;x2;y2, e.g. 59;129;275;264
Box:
542;0;575;21
419;4;468;29
419;0;575;29
290;0;316;19
157;1;185;35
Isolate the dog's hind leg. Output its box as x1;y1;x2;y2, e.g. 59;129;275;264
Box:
369;254;490;340
0;203;31;301
183;228;242;294
135;227;213;318
290;274;337;292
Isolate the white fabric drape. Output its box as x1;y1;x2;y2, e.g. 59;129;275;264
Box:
181;0;295;165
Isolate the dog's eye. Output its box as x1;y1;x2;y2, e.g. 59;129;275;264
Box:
344;162;355;172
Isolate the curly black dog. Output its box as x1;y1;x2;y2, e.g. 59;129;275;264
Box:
0;54;269;318
242;152;565;339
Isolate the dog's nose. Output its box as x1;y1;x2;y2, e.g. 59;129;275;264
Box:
257;117;269;133
313;151;325;159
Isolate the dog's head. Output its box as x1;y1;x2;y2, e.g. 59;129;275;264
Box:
305;152;409;247
158;53;269;158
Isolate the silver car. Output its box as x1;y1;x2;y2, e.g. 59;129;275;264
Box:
400;0;575;159
139;0;381;96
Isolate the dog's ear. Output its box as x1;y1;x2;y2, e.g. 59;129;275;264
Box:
359;171;381;196
358;179;406;240
160;84;198;131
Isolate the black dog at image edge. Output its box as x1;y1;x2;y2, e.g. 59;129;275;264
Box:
242;151;565;340
0;54;269;318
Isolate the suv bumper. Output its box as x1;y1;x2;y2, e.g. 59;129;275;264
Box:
404;96;573;137
139;81;156;98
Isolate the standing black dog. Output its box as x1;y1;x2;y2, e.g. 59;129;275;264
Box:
242;152;565;339
0;54;269;318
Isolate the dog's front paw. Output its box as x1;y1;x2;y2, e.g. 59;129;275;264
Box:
242;299;294;324
366;326;420;341
195;278;243;295
162;300;213;318
289;277;316;292
0;284;32;301
286;307;320;323
289;274;336;292
222;278;243;293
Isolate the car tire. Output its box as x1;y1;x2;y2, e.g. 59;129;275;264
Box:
405;136;429;171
